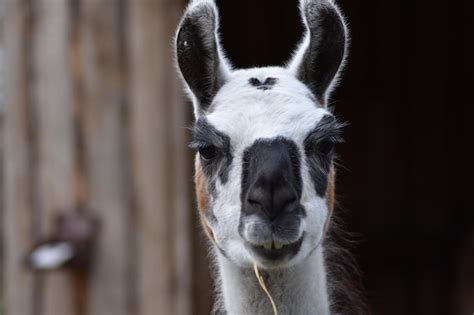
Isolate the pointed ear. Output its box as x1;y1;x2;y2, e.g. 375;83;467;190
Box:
288;0;348;106
176;0;231;117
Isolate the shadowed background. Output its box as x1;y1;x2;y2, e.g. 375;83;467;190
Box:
1;0;473;315
214;0;474;314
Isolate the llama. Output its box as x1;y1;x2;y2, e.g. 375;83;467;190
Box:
176;0;366;313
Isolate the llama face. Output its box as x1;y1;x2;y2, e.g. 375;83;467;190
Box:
177;0;347;269
191;69;344;268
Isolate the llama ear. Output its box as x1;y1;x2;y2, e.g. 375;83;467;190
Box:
288;0;348;106
176;0;231;117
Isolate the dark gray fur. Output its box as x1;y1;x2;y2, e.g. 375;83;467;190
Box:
294;1;347;105
176;3;227;113
190;117;233;185
304;114;344;196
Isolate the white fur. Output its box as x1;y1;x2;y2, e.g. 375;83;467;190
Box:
200;67;333;314
205;67;330;269
216;246;330;315
287;0;350;106
176;0;349;313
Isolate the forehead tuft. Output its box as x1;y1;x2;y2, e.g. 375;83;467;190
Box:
204;67;330;148
214;67;316;103
248;77;278;91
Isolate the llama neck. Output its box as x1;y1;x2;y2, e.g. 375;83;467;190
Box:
215;246;330;315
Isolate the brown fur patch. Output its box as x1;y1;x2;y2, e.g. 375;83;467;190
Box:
323;166;336;237
195;156;216;242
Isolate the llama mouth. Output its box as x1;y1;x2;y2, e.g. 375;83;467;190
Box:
246;236;304;261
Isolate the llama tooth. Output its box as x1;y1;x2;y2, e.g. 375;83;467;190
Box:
263;242;272;250
274;242;283;250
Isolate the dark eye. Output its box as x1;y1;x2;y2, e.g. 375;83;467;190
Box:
199;145;218;161
317;139;336;155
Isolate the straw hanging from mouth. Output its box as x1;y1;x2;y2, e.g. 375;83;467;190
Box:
253;261;278;315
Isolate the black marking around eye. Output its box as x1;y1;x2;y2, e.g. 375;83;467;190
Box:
190;117;233;185
248;77;278;90
304;115;344;196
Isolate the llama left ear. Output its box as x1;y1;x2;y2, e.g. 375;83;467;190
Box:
176;0;231;118
288;0;348;106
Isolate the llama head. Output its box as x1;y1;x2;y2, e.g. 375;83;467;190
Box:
176;0;348;269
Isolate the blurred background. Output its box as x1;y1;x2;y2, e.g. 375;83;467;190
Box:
0;0;473;315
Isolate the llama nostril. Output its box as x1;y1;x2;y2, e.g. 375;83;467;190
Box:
245;180;299;221
283;196;298;212
246;194;265;214
246;186;266;207
247;199;261;210
247;197;260;206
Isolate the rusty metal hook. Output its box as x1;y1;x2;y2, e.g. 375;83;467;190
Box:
26;210;99;315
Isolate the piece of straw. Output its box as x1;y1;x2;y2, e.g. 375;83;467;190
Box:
253;261;278;315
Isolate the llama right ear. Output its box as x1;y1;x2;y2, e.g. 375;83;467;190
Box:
176;0;231;117
288;0;348;106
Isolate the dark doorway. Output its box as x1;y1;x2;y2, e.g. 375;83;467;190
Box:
215;0;474;314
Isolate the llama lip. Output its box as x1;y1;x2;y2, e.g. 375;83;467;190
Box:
246;236;304;261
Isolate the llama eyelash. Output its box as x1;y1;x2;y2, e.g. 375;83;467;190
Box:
303;115;346;148
190;117;232;150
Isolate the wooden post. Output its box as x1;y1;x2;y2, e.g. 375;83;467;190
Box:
0;3;5;312
2;0;213;314
32;1;75;314
128;1;193;314
80;0;130;314
4;1;38;314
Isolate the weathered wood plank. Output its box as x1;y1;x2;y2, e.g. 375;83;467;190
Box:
128;0;192;314
128;0;173;312
4;0;198;314
3;0;36;314
32;1;75;314
80;0;130;314
165;1;193;315
162;2;214;314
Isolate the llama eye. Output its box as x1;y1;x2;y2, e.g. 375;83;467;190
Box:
199;145;218;161
316;139;336;155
